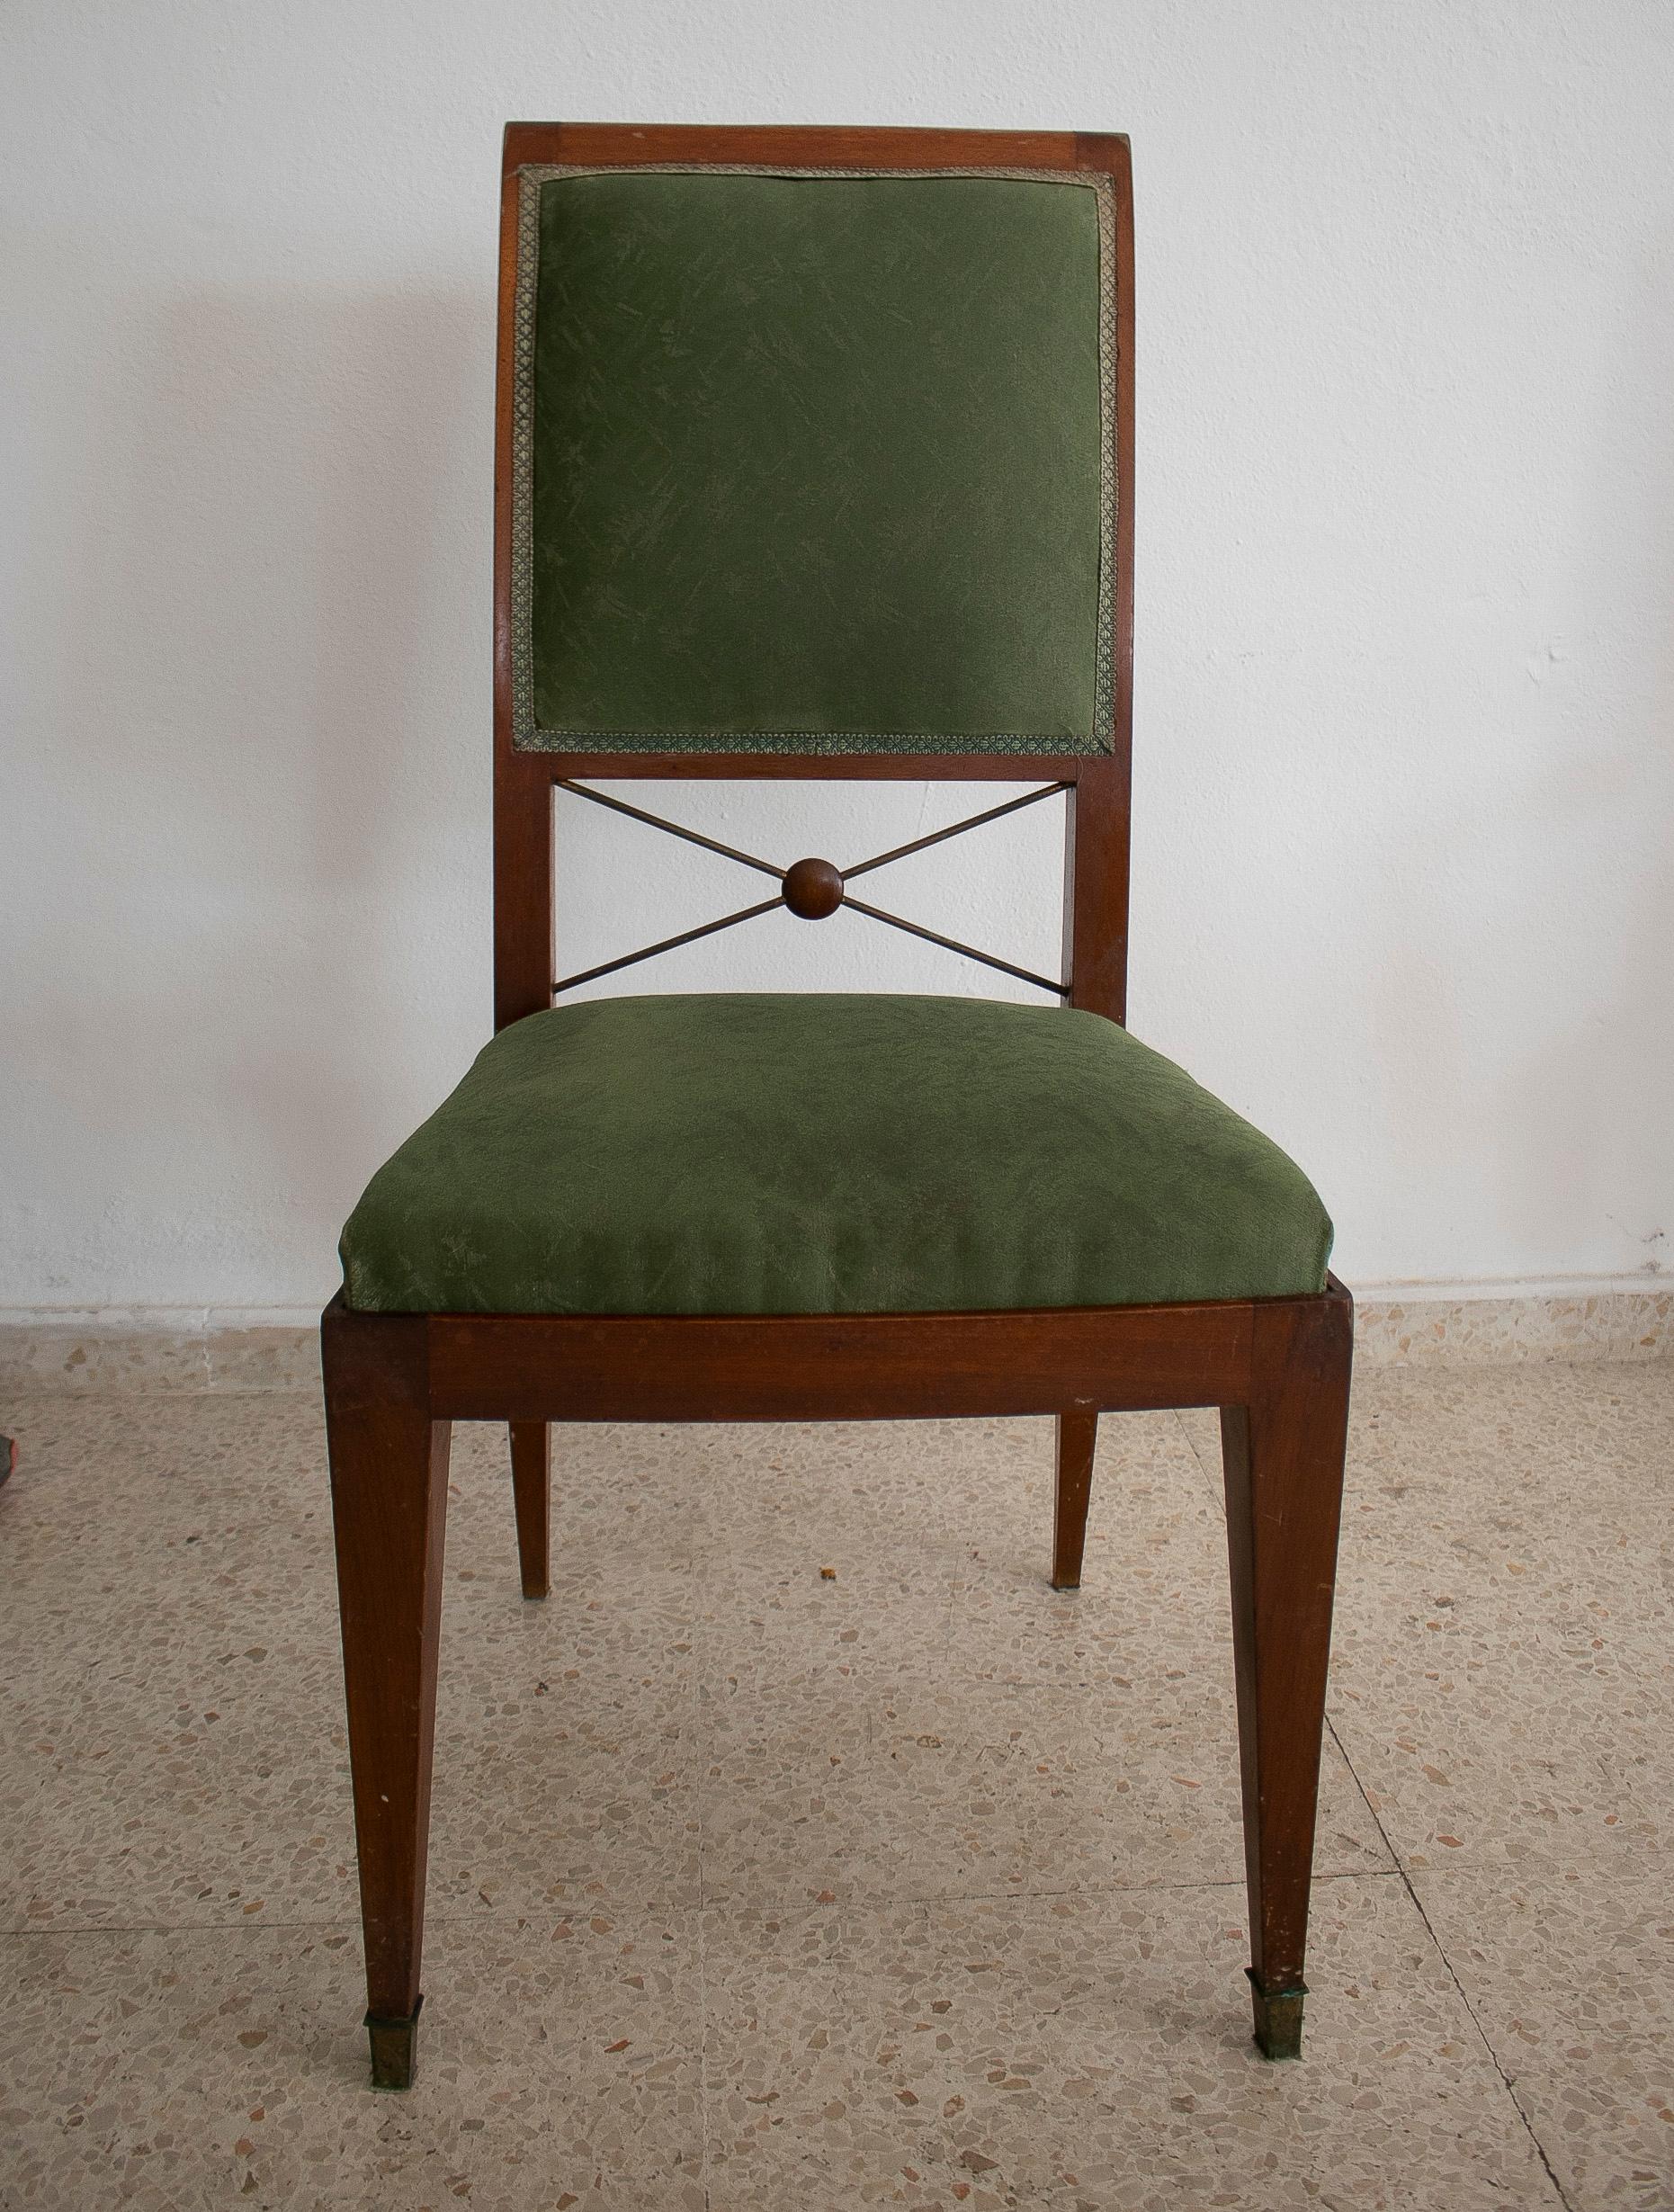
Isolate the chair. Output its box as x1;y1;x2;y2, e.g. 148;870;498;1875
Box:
322;122;1353;2091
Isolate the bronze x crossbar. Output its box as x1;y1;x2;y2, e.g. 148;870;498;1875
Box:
551;778;1073;998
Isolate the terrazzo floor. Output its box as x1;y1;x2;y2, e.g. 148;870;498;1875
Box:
0;1359;1670;2209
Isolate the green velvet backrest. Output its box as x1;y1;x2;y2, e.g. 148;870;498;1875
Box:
508;160;1117;757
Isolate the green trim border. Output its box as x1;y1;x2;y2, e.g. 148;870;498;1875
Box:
509;163;1118;757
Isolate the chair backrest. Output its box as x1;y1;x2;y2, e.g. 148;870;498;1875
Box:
494;123;1133;1030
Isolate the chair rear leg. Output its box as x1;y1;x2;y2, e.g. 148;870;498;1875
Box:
1052;1404;1098;1589
508;1420;551;1599
1220;1285;1352;2059
322;1307;451;2090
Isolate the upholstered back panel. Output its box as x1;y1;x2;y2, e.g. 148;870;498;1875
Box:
510;166;1115;756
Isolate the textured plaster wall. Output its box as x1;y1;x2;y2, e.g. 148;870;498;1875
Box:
4;0;1672;1311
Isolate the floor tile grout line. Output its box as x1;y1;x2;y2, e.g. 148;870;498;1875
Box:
690;1866;1401;1924
1;1865;1408;1948
1171;1407;1225;1517
759;1865;1403;1914
3;1917;371;1939
696;1803;712;2199
1322;1715;1576;2212
695;1860;712;2212
685;1493;712;2212
2;1900;710;1939
1178;1398;1572;2200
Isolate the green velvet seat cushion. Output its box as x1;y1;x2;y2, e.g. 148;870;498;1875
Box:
523;171;1107;751
339;995;1331;1316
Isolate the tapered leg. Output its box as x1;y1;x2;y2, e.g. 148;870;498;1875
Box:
1221;1285;1353;2059
508;1420;551;1599
322;1305;451;2090
1052;1404;1099;1589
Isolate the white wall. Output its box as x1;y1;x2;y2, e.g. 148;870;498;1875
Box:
4;0;1672;1312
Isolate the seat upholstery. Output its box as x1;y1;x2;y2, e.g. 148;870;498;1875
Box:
339;995;1331;1316
519;170;1109;753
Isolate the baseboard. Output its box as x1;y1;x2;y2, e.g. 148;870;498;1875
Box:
0;1306;322;1393
1347;1277;1670;1366
1;1279;1669;1394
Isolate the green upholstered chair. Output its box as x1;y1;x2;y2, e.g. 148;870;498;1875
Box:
323;123;1353;2091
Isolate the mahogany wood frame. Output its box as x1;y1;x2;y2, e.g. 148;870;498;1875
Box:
323;122;1353;2091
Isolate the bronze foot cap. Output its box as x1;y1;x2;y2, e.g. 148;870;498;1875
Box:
366;1995;423;2089
1248;1969;1306;2060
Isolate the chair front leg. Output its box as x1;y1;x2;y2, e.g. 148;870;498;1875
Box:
322;1308;451;2089
1052;1403;1098;1589
508;1420;551;1599
1220;1288;1352;2059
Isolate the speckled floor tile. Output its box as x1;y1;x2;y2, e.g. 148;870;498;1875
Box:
0;1322;211;1393
1;1402;702;1931
699;1874;1562;2211
0;1390;334;1585
1174;1363;1674;1518
694;1522;961;1697
1324;1368;1674;1878
0;1397;702;1587
1338;1362;1674;1513
694;1410;1247;1699
206;1325;320;1392
689;1415;1057;1564
949;1416;1254;1689
693;1411;1387;1908
3;1556;703;1933
2;1365;1670;2206
0;1912;705;2210
1405;1860;1674;2211
696;1675;1387;1912
1172;1366;1674;1880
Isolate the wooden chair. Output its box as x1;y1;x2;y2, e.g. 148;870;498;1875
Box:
322;122;1353;2091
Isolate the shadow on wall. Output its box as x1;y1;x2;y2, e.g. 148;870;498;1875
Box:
1497;730;1674;1278
57;277;490;1297
14;257;1069;1307
1509;248;1674;1278
1356;202;1674;1287
1367;684;1674;1286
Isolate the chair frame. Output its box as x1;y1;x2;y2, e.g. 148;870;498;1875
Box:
322;121;1353;2091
